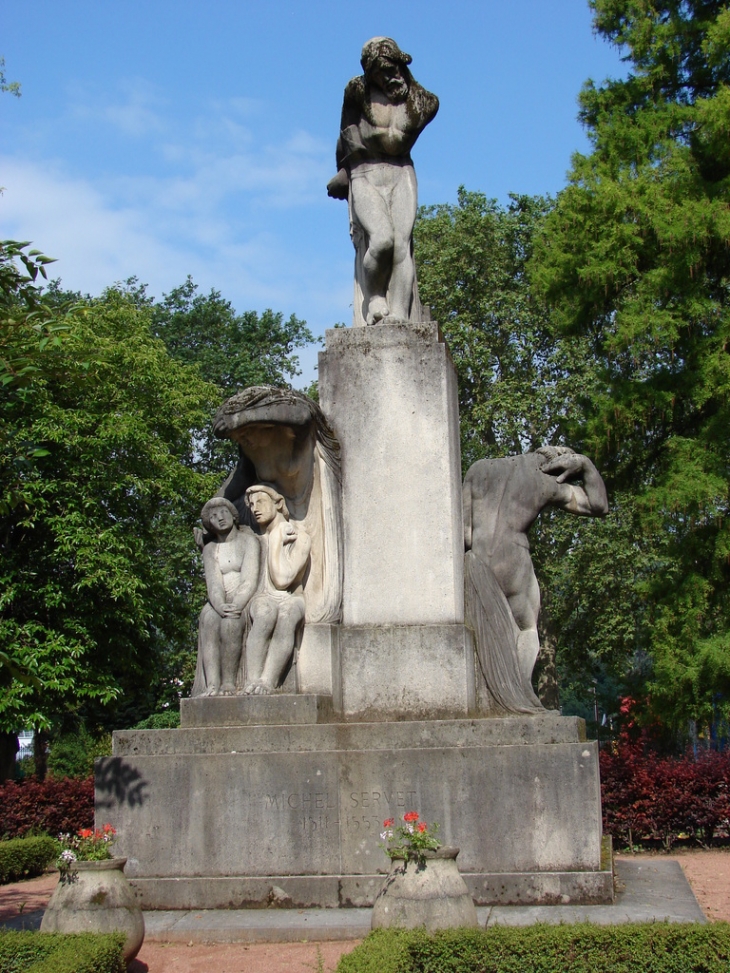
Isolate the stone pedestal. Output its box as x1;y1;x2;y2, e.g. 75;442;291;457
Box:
99;704;612;909
319;322;464;626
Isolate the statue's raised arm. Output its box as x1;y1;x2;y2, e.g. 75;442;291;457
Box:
328;37;438;327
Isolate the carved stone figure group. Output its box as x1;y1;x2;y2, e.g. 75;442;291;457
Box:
192;487;311;697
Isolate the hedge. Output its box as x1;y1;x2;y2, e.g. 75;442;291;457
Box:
0;931;124;973
0;837;58;885
600;745;730;849
0;777;94;840
335;924;730;973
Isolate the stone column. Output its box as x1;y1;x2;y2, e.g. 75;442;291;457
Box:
319;321;464;626
319;322;473;721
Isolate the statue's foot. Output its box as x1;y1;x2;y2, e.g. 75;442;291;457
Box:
219;687;235;696
201;685;219;697
251;681;273;696
243;682;257;695
366;297;390;325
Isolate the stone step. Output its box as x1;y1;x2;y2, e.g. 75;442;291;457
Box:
180;693;334;728
113;713;587;757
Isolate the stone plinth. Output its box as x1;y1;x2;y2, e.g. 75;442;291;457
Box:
318;323;463;626
332;624;477;721
98;709;612;909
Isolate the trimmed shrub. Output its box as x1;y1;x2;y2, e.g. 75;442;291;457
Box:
0;931;124;973
47;732;112;781
0;777;94;840
600;745;730;848
0;837;58;884
336;924;730;973
133;710;180;730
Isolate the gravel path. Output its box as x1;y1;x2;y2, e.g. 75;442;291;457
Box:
3;849;729;972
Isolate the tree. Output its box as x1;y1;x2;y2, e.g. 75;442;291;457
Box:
414;190;598;471
1;269;221;774
531;0;730;729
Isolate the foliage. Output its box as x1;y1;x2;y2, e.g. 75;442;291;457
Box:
152;276;313;394
0;836;58;884
415;190;597;471
530;0;730;728
0;57;21;98
47;731;112;781
600;744;730;849
0;931;125;973
132;710;180;730
336;924;730;973
0;777;93;839
380;812;440;863
57;825;116;876
0;272;220;735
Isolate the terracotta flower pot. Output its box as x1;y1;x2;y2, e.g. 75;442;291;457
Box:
41;858;145;964
371;846;478;931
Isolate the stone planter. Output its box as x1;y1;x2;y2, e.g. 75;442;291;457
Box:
41;858;145;964
371;846;478;931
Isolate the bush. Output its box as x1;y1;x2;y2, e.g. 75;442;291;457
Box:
336;924;730;973
47;732;112;781
133;710;180;730
0;931;124;973
0;837;58;884
600;745;730;849
0;777;94;840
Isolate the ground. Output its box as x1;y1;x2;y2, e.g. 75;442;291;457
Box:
1;849;729;972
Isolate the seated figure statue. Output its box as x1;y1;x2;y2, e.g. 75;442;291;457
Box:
243;485;312;695
463;447;608;713
192;498;261;697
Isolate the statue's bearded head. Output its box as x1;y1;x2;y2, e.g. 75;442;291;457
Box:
361;37;411;103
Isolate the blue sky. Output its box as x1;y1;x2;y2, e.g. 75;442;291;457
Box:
2;1;625;384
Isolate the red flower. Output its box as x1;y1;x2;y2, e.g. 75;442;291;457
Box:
78;828;93;839
403;811;419;823
102;823;116;835
383;818;394;828
417;822;427;833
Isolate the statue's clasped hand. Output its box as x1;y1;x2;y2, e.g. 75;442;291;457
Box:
541;453;586;483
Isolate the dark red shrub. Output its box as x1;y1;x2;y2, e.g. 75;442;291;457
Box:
0;776;94;839
600;745;730;849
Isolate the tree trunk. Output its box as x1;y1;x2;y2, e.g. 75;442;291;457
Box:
535;617;560;712
34;728;49;781
0;731;19;782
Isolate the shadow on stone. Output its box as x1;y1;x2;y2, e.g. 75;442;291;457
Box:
96;757;149;809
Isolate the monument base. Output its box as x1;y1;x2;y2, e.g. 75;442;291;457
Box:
98;704;612;909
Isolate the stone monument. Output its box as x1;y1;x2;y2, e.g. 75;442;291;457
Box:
97;39;613;911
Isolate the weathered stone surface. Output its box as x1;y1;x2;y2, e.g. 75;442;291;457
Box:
371;849;478;930
113;713;588;757
333;624;476;721
319;323;463;627
98;716;606;909
297;624;335;695
40;858;145;963
180;694;335;728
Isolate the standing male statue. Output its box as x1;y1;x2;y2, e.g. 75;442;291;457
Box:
328;37;438;326
463;447;608;713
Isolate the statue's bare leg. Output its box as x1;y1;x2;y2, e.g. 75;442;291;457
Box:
385;166;417;320
350;171;395;324
244;597;277;694
199;606;221;696
507;571;542;687
259;600;305;691
220;616;245;695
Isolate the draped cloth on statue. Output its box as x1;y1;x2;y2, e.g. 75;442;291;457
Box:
464;550;543;714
